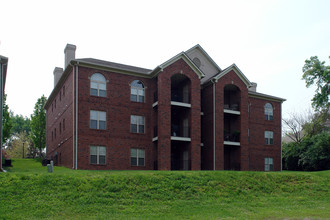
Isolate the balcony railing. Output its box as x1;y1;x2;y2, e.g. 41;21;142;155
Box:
171;125;190;138
224;130;240;142
224;103;240;111
153;125;190;139
171;93;190;104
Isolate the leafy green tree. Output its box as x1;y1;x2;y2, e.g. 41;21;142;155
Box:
11;114;31;135
282;142;305;171
299;132;330;171
303;110;330;137
282;132;330;171
2;94;13;144
30;95;47;157
302;56;330;111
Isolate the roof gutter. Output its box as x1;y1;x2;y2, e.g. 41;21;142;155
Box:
74;60;152;77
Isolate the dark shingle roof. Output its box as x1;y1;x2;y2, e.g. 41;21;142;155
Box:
75;58;152;74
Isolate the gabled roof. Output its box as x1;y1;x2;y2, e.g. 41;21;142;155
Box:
149;51;205;79
185;44;222;72
212;63;252;87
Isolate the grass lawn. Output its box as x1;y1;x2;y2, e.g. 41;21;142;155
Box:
0;159;329;219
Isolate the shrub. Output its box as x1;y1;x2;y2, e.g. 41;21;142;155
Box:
283;132;330;171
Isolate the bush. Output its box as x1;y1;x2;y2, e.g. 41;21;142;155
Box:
299;132;330;171
283;132;330;171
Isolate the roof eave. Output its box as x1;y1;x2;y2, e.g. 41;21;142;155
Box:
44;59;156;110
213;64;252;88
249;91;286;103
156;52;205;79
72;59;152;77
0;56;8;88
44;63;74;110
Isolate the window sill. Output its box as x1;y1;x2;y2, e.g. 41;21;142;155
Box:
90;95;108;99
131;100;145;104
90;163;106;166
89;128;107;131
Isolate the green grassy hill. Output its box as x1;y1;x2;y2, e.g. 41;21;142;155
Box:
0;159;329;219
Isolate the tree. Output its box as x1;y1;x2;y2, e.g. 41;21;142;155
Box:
282;111;309;143
282;141;305;171
302;56;330;111
282;132;330;171
299;132;330;171
2;94;13;144
282;108;330;171
11;114;31;135
6;132;31;159
30;95;47;157
303;109;330;137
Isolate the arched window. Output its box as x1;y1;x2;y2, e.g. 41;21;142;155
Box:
130;80;145;102
264;103;273;120
90;73;106;97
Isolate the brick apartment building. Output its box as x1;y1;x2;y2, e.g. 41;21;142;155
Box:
45;44;285;171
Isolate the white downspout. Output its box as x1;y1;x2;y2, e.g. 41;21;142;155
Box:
212;80;216;171
72;64;75;169
75;64;78;170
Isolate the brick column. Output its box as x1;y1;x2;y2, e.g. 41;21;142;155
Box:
157;74;171;170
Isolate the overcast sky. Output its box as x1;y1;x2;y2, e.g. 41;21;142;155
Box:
1;0;329;118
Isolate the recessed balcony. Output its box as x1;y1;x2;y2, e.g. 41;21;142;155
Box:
224;103;240;115
224;130;240;146
171;125;191;141
152;125;191;142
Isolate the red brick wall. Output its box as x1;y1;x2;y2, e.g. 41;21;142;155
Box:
76;66;156;170
200;69;282;171
46;70;75;168
157;58;201;170
214;70;250;170
248;97;282;171
201;69;251;170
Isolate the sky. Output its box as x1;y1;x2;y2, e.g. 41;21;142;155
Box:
1;0;330;118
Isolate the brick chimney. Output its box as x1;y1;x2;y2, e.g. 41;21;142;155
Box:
53;67;64;87
249;82;257;92
64;44;76;69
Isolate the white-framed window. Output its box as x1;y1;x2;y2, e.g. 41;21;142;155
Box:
90;110;106;130
265;103;273;120
265;131;274;145
130;80;145;102
90;146;106;165
90;73;106;97
265;157;274;171
130;148;145;166
131;115;145;133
